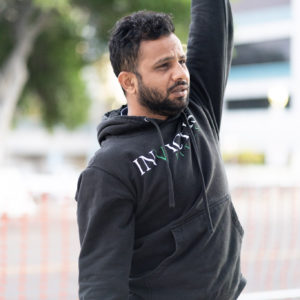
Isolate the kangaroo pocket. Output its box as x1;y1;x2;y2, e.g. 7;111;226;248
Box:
130;222;181;279
130;195;245;300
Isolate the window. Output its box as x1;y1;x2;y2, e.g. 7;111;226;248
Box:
226;97;291;110
232;39;290;66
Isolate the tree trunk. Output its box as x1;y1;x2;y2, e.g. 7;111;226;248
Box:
0;46;29;162
0;7;49;163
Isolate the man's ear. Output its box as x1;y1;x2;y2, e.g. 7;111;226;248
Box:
118;71;137;95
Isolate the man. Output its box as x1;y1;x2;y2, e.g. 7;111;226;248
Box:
75;0;246;299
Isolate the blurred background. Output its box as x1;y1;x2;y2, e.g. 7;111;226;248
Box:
0;0;299;299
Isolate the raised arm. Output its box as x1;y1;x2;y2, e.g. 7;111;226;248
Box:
76;167;135;300
186;0;233;134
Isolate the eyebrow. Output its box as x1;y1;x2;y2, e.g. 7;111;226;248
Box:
154;54;186;67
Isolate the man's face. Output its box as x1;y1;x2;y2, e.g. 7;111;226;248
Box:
135;33;190;117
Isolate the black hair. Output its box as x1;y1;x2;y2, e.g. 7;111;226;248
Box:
108;10;175;77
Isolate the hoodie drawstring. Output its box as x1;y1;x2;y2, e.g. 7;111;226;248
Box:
182;112;214;233
146;118;176;208
146;114;214;233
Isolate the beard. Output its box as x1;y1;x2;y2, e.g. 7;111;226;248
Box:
136;74;189;117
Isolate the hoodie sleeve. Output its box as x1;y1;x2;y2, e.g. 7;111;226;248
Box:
186;0;234;135
75;166;135;300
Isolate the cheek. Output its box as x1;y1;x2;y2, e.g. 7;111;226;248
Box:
144;76;169;92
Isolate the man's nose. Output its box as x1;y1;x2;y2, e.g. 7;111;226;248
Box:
172;63;189;82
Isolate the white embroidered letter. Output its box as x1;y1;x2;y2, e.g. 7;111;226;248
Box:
133;150;157;175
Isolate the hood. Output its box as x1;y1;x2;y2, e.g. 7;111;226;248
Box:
97;106;146;145
97;105;180;145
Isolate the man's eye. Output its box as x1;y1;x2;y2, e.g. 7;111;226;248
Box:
158;63;169;69
179;59;186;65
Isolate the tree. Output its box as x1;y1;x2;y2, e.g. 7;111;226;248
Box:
0;0;190;160
0;0;90;140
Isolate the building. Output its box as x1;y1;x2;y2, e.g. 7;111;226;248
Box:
222;0;300;166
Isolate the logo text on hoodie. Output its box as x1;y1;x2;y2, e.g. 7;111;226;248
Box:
133;114;200;176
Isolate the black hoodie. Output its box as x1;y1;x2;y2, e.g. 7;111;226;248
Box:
75;0;246;299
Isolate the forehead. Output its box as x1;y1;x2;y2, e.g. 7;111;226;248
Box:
138;33;185;67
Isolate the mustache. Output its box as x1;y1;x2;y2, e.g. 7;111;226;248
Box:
167;81;189;94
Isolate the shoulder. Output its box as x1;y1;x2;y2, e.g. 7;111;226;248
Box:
86;142;124;177
87;145;116;169
76;143;137;201
84;137;140;187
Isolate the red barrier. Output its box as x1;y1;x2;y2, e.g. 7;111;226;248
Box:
0;186;299;299
0;214;8;300
232;186;300;293
290;187;300;288
40;194;49;300
59;198;70;300
18;215;28;300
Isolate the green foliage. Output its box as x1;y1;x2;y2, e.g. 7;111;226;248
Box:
23;13;89;130
74;0;191;44
0;1;17;66
33;0;70;12
223;151;265;165
0;20;13;67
